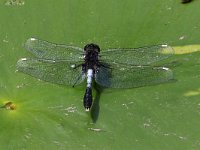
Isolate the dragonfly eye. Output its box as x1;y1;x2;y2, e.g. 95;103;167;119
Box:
84;43;100;52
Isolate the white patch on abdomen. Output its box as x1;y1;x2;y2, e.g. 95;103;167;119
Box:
87;69;93;87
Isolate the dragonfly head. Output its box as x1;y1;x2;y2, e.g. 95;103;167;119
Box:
84;43;100;52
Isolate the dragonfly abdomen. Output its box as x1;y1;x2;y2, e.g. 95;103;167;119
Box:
83;87;92;111
84;69;93;111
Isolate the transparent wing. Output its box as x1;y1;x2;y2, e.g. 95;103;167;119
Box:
16;58;85;86
25;38;84;61
95;63;173;88
100;45;174;65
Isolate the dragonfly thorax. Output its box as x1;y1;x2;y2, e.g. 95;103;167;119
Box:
84;43;100;70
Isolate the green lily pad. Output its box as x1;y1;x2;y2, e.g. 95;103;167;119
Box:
0;0;200;149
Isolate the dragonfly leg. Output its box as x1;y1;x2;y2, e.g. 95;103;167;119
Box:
72;64;86;87
72;74;85;87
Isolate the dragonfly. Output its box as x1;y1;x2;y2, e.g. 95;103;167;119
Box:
16;38;174;111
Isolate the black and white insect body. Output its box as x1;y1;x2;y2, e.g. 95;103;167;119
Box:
83;44;100;111
16;38;174;111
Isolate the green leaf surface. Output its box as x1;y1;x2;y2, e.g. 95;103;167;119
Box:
0;0;200;149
